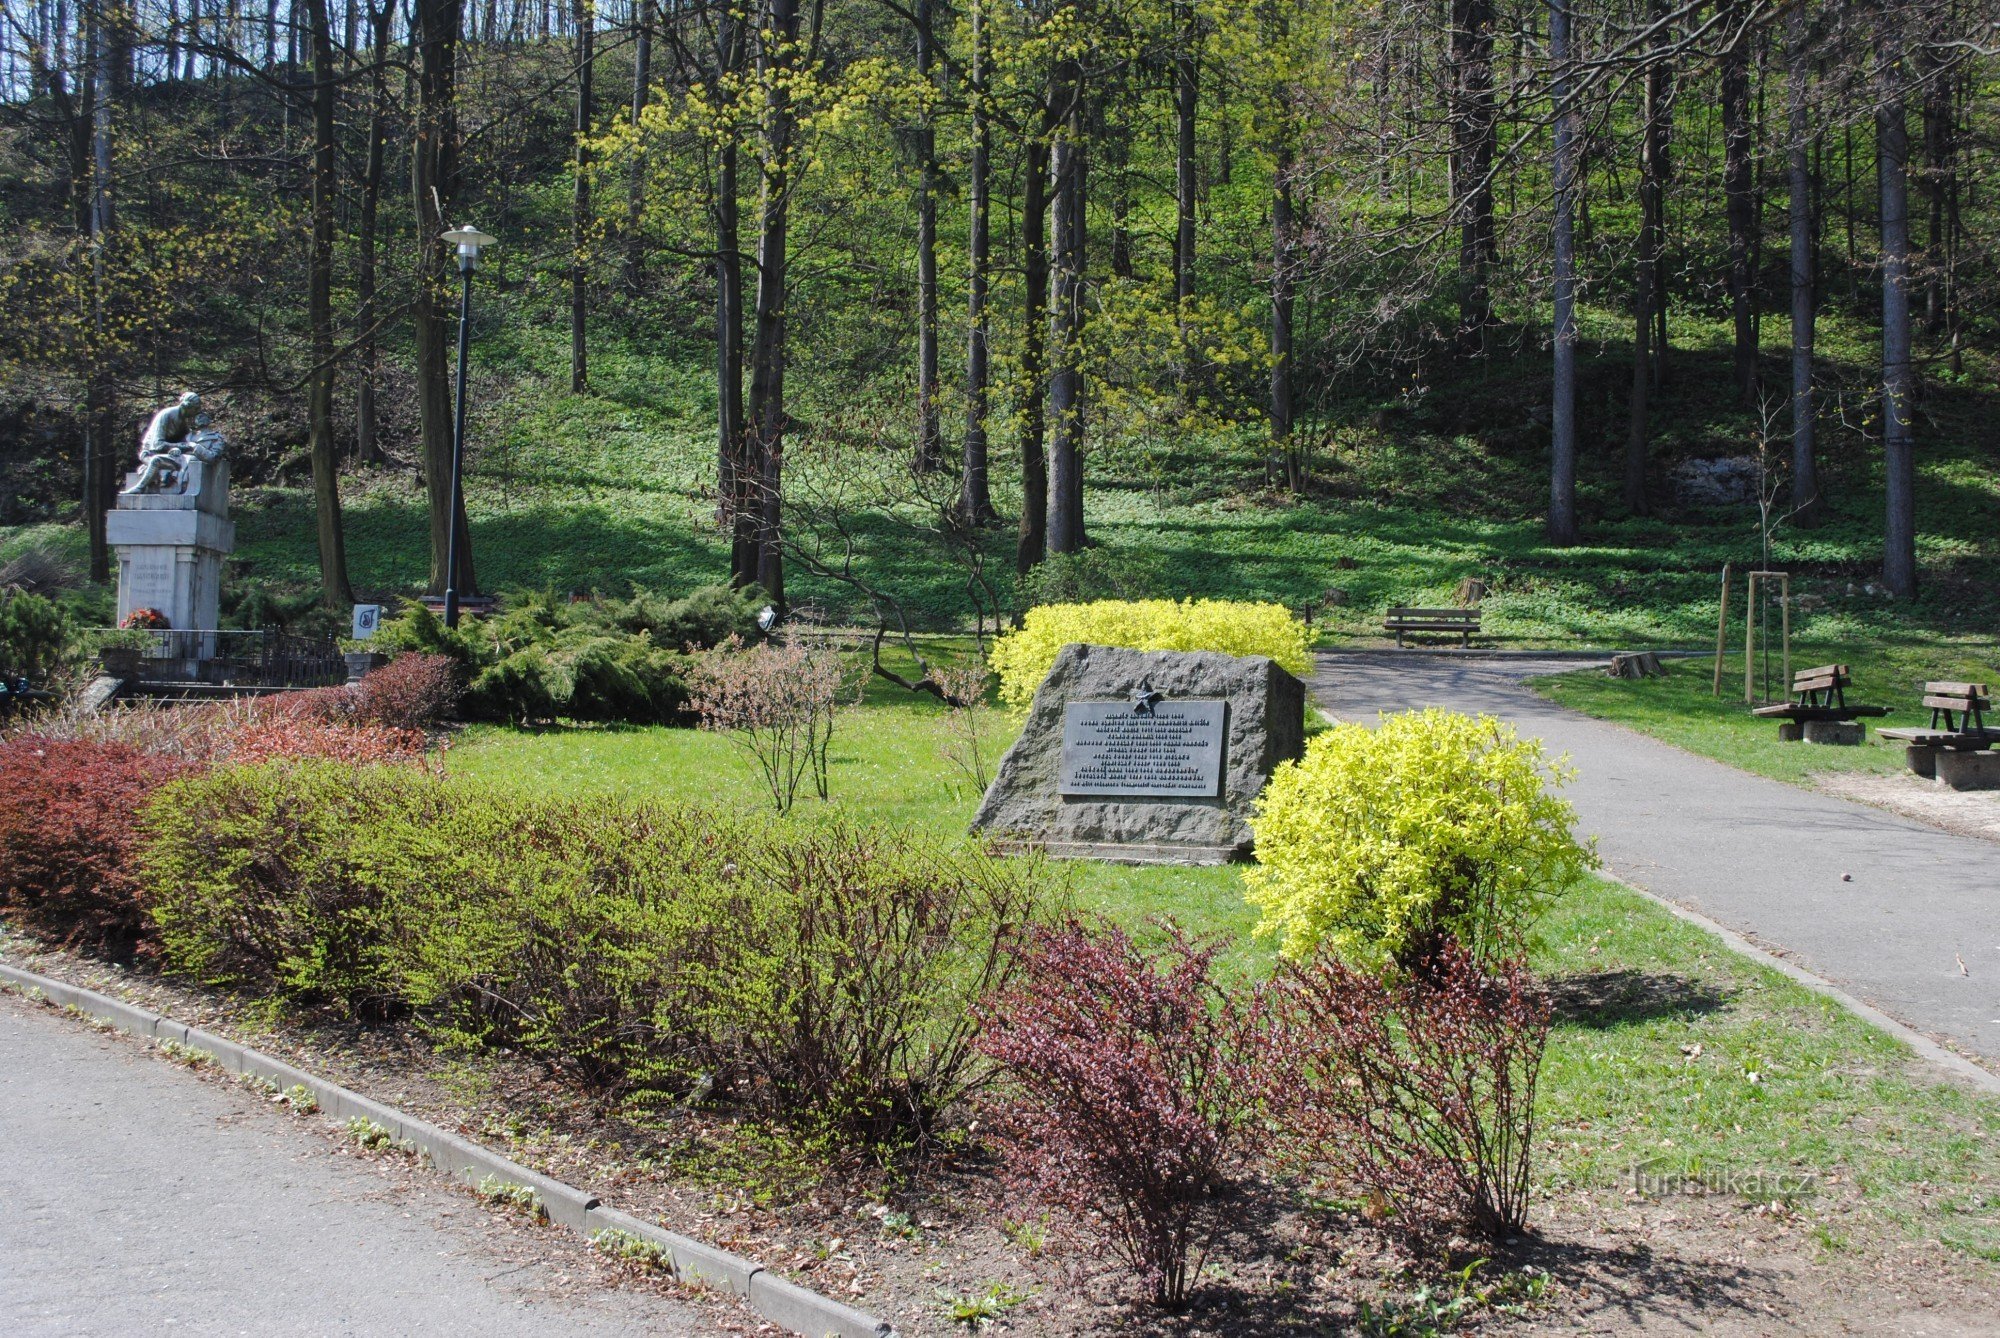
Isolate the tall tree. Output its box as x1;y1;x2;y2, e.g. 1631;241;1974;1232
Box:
1547;0;1579;547
1786;1;1821;523
1624;0;1668;515
623;0;650;288
1721;7;1758;406
570;0;593;392
959;0;996;523
303;0;354;606
1016;123;1051;575
1447;0;1496;352
1046;83;1087;556
412;0;473;597
84;4;114;583
1877;24;1916;598
913;0;942;471
1172;0;1197;385
353;0;392;466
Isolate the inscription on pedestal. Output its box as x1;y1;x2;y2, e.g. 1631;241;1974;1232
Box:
1059;700;1225;797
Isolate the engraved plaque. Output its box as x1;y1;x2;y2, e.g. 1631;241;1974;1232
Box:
1060;699;1226;797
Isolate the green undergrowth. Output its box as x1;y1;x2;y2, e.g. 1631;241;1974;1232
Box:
1533;642;2000;786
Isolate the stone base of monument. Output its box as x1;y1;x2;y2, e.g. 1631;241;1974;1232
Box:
105;459;235;639
970;644;1306;866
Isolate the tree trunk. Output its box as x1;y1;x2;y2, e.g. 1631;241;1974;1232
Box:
413;0;472;596
959;0;995;524
719;134;752;585
84;8;113;583
1046;91;1087;556
1919;46;1954;337
305;0;354;608
1877;41;1915;598
1787;3;1820;524
570;0;593;392
354;0;392;466
913;0;942;471
1625;14;1665;515
1271;147;1297;489
1172;0;1197;387
1449;0;1496;353
623;0;650;289
1016;127;1051;575
1722;14;1758;406
1547;0;1579;547
747;0;801;606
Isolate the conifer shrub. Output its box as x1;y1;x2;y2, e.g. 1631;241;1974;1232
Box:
1245;708;1596;968
0;737;191;959
975;918;1264;1310
1265;942;1551;1240
988;599;1313;712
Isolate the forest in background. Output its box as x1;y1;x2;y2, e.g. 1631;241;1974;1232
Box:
0;0;1995;635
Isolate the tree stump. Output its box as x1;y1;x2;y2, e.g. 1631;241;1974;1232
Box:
1608;651;1665;679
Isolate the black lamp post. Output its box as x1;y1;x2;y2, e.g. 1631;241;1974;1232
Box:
439;223;496;629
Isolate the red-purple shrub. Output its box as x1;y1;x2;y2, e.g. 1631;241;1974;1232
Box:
975;918;1264;1310
223;718;435;767
0;736;194;959
353;654;462;729
1266;942;1550;1240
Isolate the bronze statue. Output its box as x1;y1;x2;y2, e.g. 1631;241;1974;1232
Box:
124;392;225;495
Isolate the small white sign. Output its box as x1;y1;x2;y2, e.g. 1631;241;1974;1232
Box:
351;604;383;640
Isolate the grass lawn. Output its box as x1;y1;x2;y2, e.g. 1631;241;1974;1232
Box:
1534;641;2000;787
450;684;2000;1262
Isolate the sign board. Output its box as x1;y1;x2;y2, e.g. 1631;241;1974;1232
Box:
1059;699;1226;797
351;603;383;640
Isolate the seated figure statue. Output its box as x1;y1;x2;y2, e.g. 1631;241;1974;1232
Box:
123;391;226;495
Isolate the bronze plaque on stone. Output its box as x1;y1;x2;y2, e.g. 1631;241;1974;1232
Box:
1059;699;1226;797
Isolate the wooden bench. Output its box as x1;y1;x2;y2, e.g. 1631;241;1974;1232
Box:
1878;681;1999;782
1749;664;1888;742
1385;606;1480;649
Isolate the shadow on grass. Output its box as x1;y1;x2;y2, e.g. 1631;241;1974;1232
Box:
1545;969;1734;1029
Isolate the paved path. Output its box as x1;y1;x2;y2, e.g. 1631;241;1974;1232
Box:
0;993;709;1337
1312;652;2000;1070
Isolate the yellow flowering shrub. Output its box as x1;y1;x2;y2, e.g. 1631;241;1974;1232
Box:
989;599;1313;713
1244;709;1596;969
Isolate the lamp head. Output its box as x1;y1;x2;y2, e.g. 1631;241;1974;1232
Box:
441;224;497;271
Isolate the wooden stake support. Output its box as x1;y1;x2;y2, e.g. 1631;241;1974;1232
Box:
1712;563;1732;696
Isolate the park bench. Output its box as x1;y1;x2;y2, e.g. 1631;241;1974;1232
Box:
1384;606;1481;649
1748;664;1888;744
1878;681;2000;787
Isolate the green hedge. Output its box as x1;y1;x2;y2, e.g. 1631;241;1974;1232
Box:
139;760;1053;1138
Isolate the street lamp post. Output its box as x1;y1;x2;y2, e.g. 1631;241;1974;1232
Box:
439;224;496;629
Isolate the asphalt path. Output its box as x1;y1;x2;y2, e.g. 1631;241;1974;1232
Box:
1311;651;2000;1070
0;992;709;1337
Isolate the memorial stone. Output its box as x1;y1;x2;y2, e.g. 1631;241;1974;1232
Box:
971;643;1306;864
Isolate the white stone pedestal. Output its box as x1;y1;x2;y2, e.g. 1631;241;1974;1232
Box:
106;459;234;660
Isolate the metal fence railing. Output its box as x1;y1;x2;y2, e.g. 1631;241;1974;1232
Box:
93;628;346;688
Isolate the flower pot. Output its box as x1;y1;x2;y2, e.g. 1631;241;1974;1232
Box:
344;651;389;685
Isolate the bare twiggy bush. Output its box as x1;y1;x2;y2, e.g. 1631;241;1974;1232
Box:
688;635;859;812
933;663;998;792
1265;942;1550;1241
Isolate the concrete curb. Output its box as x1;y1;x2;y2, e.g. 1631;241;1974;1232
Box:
0;961;896;1338
1603;877;2000;1098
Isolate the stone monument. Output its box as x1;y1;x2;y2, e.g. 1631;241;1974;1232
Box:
105;393;234;663
971;643;1307;865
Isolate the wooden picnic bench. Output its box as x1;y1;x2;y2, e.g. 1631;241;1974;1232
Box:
1748;664;1888;743
1384;606;1481;649
1878;681;2000;786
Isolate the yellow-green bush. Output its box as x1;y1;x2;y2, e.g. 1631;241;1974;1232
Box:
989;599;1313;712
1243;709;1596;968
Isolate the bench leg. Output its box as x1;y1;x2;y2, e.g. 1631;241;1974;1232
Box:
1802;720;1864;746
1905;745;1937;779
1777;722;1804;742
1936;749;2000;791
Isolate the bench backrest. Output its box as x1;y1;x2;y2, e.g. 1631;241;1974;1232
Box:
1791;664;1848;692
1387;607;1478;620
1924;681;1989;704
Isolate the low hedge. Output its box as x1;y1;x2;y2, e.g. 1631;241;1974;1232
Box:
138;761;1053;1136
989;599;1314;712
